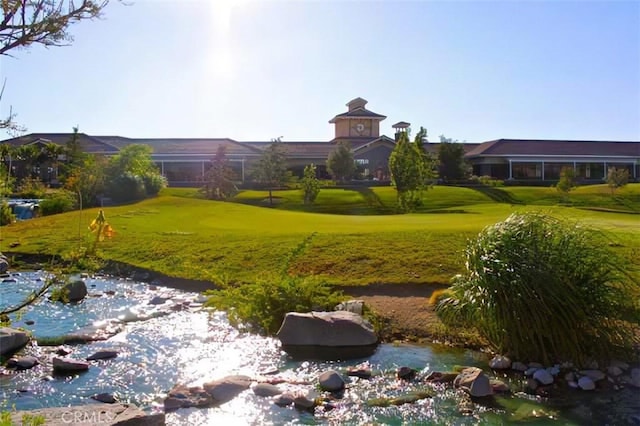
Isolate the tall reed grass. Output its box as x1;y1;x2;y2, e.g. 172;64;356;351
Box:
435;211;640;365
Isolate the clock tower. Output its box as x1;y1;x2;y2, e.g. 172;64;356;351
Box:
329;97;387;139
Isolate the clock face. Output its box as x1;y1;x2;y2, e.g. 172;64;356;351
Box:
353;121;368;135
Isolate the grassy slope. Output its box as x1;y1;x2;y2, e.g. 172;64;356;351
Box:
1;185;638;286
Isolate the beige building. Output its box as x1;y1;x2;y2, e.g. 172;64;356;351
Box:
2;97;639;185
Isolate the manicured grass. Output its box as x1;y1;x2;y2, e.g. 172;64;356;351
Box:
502;184;640;211
232;188;379;215
1;192;638;287
370;186;495;211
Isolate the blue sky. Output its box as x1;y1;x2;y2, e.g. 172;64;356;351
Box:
1;0;639;142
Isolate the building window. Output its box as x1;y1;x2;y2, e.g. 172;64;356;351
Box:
355;159;369;165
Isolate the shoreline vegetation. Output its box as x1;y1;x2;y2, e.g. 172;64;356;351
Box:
2;184;639;347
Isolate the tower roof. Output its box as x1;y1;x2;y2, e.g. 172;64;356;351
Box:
346;97;368;111
329;98;387;123
392;121;411;129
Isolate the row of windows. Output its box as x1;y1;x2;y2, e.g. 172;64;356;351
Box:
511;162;633;180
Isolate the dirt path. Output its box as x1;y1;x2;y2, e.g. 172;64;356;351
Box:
341;283;448;342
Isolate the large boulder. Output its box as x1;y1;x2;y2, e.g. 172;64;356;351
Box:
277;311;378;360
60;280;88;302
0;327;30;356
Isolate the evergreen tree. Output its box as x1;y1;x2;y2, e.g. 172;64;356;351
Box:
438;135;469;182
389;130;434;212
301;163;320;205
326;141;355;183
61;127;87;181
202;145;237;200
556;166;577;202
253;138;288;205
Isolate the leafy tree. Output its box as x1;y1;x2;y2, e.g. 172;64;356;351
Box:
301;163;320;205
107;144;156;177
64;154;107;207
1;1;121;134
104;144;164;201
438;135;469;182
607;167;630;195
253;138;288;206
326;141;355;183
202;145;237;200
556;166;577;201
14;143;40;180
388;130;434;212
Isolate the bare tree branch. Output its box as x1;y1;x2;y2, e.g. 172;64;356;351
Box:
1;1;122;133
1;1;114;56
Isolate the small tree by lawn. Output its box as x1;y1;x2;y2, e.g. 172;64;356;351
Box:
64;154;107;208
438;135;470;182
556;166;577;202
60;127;88;181
253;138;288;205
202;145;237;200
388;129;434;212
104;144;166;202
301;163;320;205
607;167;630;195
327;141;355;183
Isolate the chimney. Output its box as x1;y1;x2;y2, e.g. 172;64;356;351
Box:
392;121;411;142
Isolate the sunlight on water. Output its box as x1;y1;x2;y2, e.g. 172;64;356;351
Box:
1;272;638;425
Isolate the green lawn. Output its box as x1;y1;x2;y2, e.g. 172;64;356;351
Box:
1;188;638;287
502;183;640;211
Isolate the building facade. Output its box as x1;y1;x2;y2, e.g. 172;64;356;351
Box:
1;97;639;186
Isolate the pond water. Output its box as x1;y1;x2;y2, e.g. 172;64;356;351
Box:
1;272;638;425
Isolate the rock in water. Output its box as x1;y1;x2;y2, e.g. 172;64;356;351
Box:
203;375;252;404
86;350;119;361
318;370;345;391
454;367;493;397
61;280;88;302
52;357;89;373
0;328;30;356
277;311;378;360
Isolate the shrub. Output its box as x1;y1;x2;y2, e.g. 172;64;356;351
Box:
106;173;146;202
435;211;640;365
39;190;76;215
15;177;46;199
478;175;504;187
204;233;344;335
142;173;167;196
0;201;14;226
205;274;344;335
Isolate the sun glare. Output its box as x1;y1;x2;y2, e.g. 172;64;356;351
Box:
206;0;250;81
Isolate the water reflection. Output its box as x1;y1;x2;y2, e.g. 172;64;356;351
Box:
1;272;638;425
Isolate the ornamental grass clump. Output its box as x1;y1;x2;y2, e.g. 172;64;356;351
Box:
435;211;640;366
